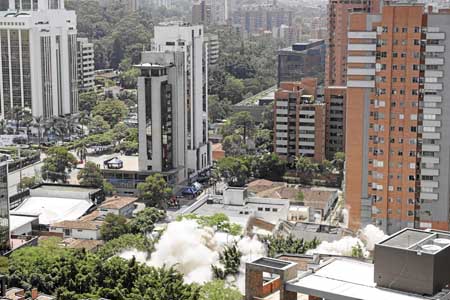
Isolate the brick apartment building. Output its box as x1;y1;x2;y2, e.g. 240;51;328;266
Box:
345;3;450;234
324;86;346;160
273;78;326;163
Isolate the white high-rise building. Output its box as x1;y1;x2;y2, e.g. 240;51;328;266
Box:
137;51;187;184
152;22;211;180
0;0;78;119
77;38;95;92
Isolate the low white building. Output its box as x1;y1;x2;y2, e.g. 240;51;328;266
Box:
99;196;137;217
50;220;102;240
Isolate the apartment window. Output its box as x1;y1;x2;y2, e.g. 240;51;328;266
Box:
265;208;270;212
409;175;415;181
408;211;414;217
392;64;398;70
394;27;399;33
382;26;388;33
392;77;397;83
409;151;416;157
400;77;405;83
401;52;407;58
258;207;263;211
393;39;398;45
402;27;408;33
397;187;402;192
392;52;398;58
414;27;421;33
414;39;420;45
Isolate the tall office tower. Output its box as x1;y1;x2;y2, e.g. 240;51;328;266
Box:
325;0;385;86
277;39;326;86
324;86;346;160
192;0;210;25
0;0;78;119
152;23;211;179
137;52;187;184
273;78;326;163
0;162;8;252
345;3;450;234
77;38;95;92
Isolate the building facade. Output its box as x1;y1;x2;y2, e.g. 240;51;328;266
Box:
77;38;95;92
345;4;450;234
204;33;219;68
232;3;293;36
325;0;385;86
0;162;8;252
137;51;187;184
0;0;78;118
274;79;326;163
277;39;326;86
152;23;211;179
324;86;346;160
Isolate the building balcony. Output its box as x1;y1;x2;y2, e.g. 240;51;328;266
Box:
347;68;376;76
348;31;377;39
425;58;444;65
348;44;376;51
425;70;443;78
425;45;445;53
424;95;442;102
347;80;375;88
347;56;376;63
426;32;445;40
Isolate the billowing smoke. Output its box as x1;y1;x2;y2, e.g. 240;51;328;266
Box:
148;220;220;284
117;219;267;290
306;236;367;257
341;208;349;227
234;236;266;292
359;224;387;251
307;224;388;257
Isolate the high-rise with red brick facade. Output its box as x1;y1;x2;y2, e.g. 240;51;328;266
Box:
274;79;326;163
326;0;384;86
345;3;450;234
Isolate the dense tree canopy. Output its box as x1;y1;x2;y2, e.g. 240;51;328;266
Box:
8;238;201;300
41;147;78;183
137;174;173;209
92;99;128;127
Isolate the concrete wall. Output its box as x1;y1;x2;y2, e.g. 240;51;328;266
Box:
50;227;100;240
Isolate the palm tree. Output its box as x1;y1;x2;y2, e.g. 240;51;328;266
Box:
11;106;24;135
33;116;44;146
0;119;6;135
21;109;33;145
78;112;91;137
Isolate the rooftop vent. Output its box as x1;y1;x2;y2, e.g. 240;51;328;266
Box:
374;228;450;296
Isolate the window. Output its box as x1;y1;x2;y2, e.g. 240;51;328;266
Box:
64;229;71;236
258;207;263;211
402;27;408;33
272;208;278;212
265;208;270;212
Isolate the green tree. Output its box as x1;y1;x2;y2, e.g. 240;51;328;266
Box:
333;151;345;172
41;147;77;183
200;280;242;300
100;213;130;241
111;122;130;142
221;76;245;104
78;161;104;187
92;99;128;127
89;115;111;134
254;129;273;152
225;111;255;144
129;208;166;235
352;243;364;258
137;174;173;209
261;103;274;130
261;235;320;257
251;153;286;181
97;234;152;260
120;67;140;89
295;156;319;179
216;157;249;187
18;176;39;190
79;91;99;114
209;95;231;122
222;134;244;157
212;243;241;280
